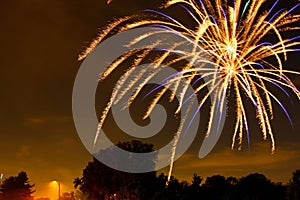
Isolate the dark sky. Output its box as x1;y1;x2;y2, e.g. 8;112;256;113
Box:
0;0;299;199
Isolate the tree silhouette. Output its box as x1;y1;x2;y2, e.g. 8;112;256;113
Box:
165;176;185;199
202;175;233;200
291;170;300;185
235;173;285;200
180;173;203;200
60;192;79;200
74;140;157;200
0;171;35;200
151;173;169;200
287;170;300;200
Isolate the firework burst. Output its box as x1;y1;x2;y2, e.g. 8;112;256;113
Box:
80;0;300;181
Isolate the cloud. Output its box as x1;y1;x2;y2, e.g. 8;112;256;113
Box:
16;145;31;158
166;142;300;183
24;115;72;125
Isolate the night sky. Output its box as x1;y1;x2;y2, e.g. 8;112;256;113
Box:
1;0;300;199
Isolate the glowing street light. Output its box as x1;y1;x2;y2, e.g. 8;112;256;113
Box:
52;180;61;200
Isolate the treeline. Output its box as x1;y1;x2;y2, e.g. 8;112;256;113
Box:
1;141;300;200
73;141;300;200
74;162;300;200
1;170;300;200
